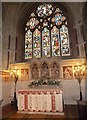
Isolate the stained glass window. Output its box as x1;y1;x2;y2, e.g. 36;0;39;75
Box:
25;4;70;59
51;26;60;56
37;4;53;17
42;27;50;57
25;30;32;59
29;18;39;29
33;29;41;58
52;13;66;26
60;25;70;56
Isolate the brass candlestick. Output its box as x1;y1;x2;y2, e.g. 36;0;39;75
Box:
74;63;85;101
10;67;19;106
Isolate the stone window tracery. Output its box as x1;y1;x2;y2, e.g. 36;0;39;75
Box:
25;3;70;59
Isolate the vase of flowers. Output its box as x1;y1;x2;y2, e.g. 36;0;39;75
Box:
28;78;60;88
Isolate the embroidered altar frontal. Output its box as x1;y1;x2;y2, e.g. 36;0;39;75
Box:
17;89;63;113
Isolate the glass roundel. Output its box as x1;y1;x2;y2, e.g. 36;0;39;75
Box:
25;4;70;59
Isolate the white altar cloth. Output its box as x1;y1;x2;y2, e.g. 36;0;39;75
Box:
17;89;63;113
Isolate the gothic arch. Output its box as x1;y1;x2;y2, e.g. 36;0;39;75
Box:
15;2;77;62
40;62;49;79
50;61;60;79
30;62;39;80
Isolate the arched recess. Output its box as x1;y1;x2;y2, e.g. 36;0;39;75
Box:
50;62;60;79
31;63;39;80
40;62;49;79
16;2;77;62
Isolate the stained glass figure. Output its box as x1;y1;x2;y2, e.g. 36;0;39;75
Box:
51;26;60;56
25;30;32;59
60;25;70;56
42;27;50;57
37;4;53;17
33;29;41;58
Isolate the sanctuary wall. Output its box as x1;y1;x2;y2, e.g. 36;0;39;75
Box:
1;58;86;105
8;58;86;81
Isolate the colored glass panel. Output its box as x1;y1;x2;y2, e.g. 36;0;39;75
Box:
33;29;41;58
28;17;39;29
51;26;60;56
43;21;48;27
51;8;66;26
55;8;61;13
25;4;70;59
55;13;62;25
25;30;32;59
42;27;50;57
37;4;53;17
60;25;70;56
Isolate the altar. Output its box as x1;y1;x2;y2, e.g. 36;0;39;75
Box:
17;88;63;114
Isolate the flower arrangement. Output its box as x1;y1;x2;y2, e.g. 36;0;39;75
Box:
28;78;60;88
